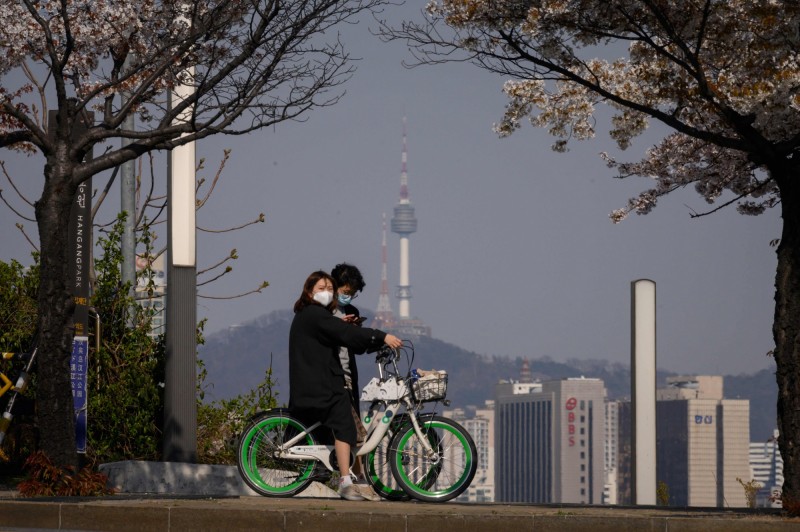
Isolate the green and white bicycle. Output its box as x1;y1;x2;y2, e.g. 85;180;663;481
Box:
237;342;477;502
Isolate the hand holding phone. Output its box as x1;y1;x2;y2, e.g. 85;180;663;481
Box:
343;314;368;325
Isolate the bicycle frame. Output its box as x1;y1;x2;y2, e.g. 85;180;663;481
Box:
274;398;433;471
237;342;477;502
273;350;439;472
0;347;37;446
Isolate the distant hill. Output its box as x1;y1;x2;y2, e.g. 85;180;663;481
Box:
198;309;778;441
199;309;293;405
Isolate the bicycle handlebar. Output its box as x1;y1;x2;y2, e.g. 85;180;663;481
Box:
2;352;32;362
375;345;400;363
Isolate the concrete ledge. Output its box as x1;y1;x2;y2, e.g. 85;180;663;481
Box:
99;460;338;498
3;462;792;531
0;496;794;532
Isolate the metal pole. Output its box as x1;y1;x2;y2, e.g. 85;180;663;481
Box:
120;55;136;294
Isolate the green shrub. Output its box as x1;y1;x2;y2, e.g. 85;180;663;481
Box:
86;215;165;462
1;214;279;488
197;360;278;464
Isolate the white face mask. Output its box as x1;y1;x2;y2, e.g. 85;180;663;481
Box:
312;290;334;306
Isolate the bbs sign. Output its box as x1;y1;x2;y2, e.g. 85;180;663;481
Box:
566;397;577;446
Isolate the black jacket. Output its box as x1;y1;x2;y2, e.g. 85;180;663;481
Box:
288;304;385;411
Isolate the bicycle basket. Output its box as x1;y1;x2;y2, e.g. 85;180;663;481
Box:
411;374;448;402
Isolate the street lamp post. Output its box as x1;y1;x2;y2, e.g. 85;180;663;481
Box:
163;69;198;463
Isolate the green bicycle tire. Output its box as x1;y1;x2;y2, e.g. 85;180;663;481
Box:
237;411;316;497
388;415;477;503
365;412;443;500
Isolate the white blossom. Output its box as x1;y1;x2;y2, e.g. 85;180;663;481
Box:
420;0;800;219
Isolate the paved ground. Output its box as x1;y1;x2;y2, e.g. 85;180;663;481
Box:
0;491;798;532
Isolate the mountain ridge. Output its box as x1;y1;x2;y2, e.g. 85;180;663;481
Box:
198;309;777;441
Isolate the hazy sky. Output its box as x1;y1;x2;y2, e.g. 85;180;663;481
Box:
0;4;780;376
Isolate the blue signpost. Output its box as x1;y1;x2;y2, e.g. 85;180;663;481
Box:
69;176;91;454
71;336;89;453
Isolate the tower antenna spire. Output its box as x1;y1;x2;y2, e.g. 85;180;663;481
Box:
400;116;409;202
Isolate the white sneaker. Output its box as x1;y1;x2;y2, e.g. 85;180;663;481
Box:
355;482;382;501
339;483;365;501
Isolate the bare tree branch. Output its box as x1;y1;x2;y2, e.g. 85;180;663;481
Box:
15;223;38;251
198;281;270;300
198;214;265;233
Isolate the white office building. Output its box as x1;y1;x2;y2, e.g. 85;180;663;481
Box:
749;429;783;507
656;376;750;507
603;400;619;505
447;401;495;502
135;254;166;337
495;378;606;504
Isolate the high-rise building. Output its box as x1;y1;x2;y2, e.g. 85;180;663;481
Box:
656;375;750;507
447;401;496;502
603;400;619;505
615;400;633;505
135;253;166;337
750;429;783;508
495;377;606;503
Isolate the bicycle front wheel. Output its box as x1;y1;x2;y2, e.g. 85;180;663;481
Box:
237;411;316;497
364;413;425;501
388;415;477;503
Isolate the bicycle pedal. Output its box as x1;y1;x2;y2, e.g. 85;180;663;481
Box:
311;467;332;482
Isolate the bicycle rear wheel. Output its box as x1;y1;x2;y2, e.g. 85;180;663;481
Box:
365;437;408;500
237;411;316;497
388;415;477;503
364;413;412;501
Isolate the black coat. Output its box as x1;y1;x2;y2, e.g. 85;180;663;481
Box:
288;304;386;411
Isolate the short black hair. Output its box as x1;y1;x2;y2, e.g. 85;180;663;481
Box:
331;262;365;292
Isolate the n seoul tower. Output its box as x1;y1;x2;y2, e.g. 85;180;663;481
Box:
391;116;417;320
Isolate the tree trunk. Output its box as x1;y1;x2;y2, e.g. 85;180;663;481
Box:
774;167;800;508
34;165;79;471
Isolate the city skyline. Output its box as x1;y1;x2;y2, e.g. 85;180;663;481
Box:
452;372;769;508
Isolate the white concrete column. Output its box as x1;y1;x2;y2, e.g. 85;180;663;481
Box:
631;279;656;505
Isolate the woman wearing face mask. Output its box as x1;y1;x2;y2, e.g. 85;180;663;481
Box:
289;270;402;501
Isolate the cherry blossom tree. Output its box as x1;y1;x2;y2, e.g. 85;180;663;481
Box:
381;0;800;504
0;0;387;470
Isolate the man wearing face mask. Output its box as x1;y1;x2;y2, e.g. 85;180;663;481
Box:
289;270;401;501
330;263;380;500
